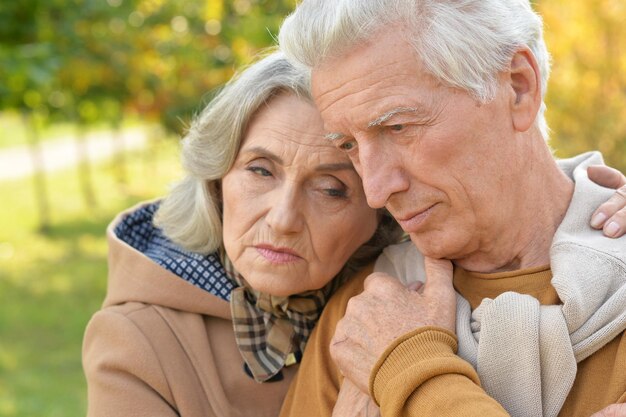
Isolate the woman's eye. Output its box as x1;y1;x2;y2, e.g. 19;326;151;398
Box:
324;188;347;198
246;166;272;177
315;176;348;199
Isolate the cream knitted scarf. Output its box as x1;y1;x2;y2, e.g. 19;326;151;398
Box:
375;152;626;416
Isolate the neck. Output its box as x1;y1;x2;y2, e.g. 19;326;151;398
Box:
455;141;575;273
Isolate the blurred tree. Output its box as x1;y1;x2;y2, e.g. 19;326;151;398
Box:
0;0;623;174
0;0;298;223
539;0;626;171
0;0;59;230
1;0;297;132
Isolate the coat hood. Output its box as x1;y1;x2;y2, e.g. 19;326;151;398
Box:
103;201;232;319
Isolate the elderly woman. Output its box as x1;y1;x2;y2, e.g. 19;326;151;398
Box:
82;51;403;417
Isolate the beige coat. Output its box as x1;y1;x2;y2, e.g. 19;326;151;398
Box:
82;204;299;417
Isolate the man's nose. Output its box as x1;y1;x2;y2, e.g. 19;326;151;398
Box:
265;185;304;234
358;142;409;209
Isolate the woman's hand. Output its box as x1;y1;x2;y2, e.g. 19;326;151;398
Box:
589;403;626;417
588;165;626;238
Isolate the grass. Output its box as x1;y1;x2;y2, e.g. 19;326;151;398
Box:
0;133;182;417
0;120;621;417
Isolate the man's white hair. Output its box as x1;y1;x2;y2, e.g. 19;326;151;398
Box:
279;0;551;140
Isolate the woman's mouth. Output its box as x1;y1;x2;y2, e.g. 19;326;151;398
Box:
254;244;303;264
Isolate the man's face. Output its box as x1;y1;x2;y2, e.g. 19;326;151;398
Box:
312;29;520;261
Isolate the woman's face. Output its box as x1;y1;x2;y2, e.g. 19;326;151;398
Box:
221;93;378;296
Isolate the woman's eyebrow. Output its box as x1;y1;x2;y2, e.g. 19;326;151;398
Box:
242;147;354;172
316;162;355;172
241;146;283;164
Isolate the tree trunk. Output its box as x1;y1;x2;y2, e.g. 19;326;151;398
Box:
111;119;127;187
22;111;51;233
74;124;97;208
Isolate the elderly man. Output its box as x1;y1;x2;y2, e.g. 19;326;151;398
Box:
277;0;626;416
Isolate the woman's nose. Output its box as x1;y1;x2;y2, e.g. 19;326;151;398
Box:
264;185;304;234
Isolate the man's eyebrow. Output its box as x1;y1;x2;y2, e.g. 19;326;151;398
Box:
241;146;283;164
323;106;423;141
324;132;345;141
367;107;419;128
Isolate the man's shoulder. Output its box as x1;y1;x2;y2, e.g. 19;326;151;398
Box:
375;241;425;286
326;264;374;318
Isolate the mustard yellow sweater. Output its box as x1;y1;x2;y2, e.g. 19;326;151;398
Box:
280;266;626;417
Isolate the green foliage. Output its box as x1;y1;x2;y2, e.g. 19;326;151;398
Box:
1;0;624;170
0;137;182;417
0;0;297;133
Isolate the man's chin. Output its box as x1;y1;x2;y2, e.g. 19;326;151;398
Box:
409;232;459;260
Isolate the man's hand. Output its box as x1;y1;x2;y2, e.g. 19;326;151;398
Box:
329;257;456;393
588;165;626;238
590;403;626;417
332;379;380;417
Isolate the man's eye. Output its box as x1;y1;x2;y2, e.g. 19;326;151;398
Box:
389;124;405;132
247;166;272;177
339;141;356;151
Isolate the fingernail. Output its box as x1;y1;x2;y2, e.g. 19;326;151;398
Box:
591;212;607;228
605;221;620;237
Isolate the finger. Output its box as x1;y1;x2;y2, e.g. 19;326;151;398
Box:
421;257;456;332
363;271;402;292
587;165;626;189
590;185;626;238
422;257;454;299
406;280;424;292
587;164;626;237
603;201;626;238
589;403;626;417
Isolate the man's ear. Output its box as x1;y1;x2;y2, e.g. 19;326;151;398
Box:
509;47;542;133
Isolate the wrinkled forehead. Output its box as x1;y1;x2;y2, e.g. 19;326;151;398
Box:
310;30;443;134
241;93;353;163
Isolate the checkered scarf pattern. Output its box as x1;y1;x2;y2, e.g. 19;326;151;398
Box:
220;249;344;382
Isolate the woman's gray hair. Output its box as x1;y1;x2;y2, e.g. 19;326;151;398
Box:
155;49;404;273
279;0;552;140
155;50;312;254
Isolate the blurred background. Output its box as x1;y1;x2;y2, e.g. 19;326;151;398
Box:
0;0;624;416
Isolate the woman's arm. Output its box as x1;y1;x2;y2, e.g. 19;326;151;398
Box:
83;309;178;417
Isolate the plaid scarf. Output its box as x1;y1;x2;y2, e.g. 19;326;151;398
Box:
220;249;344;382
